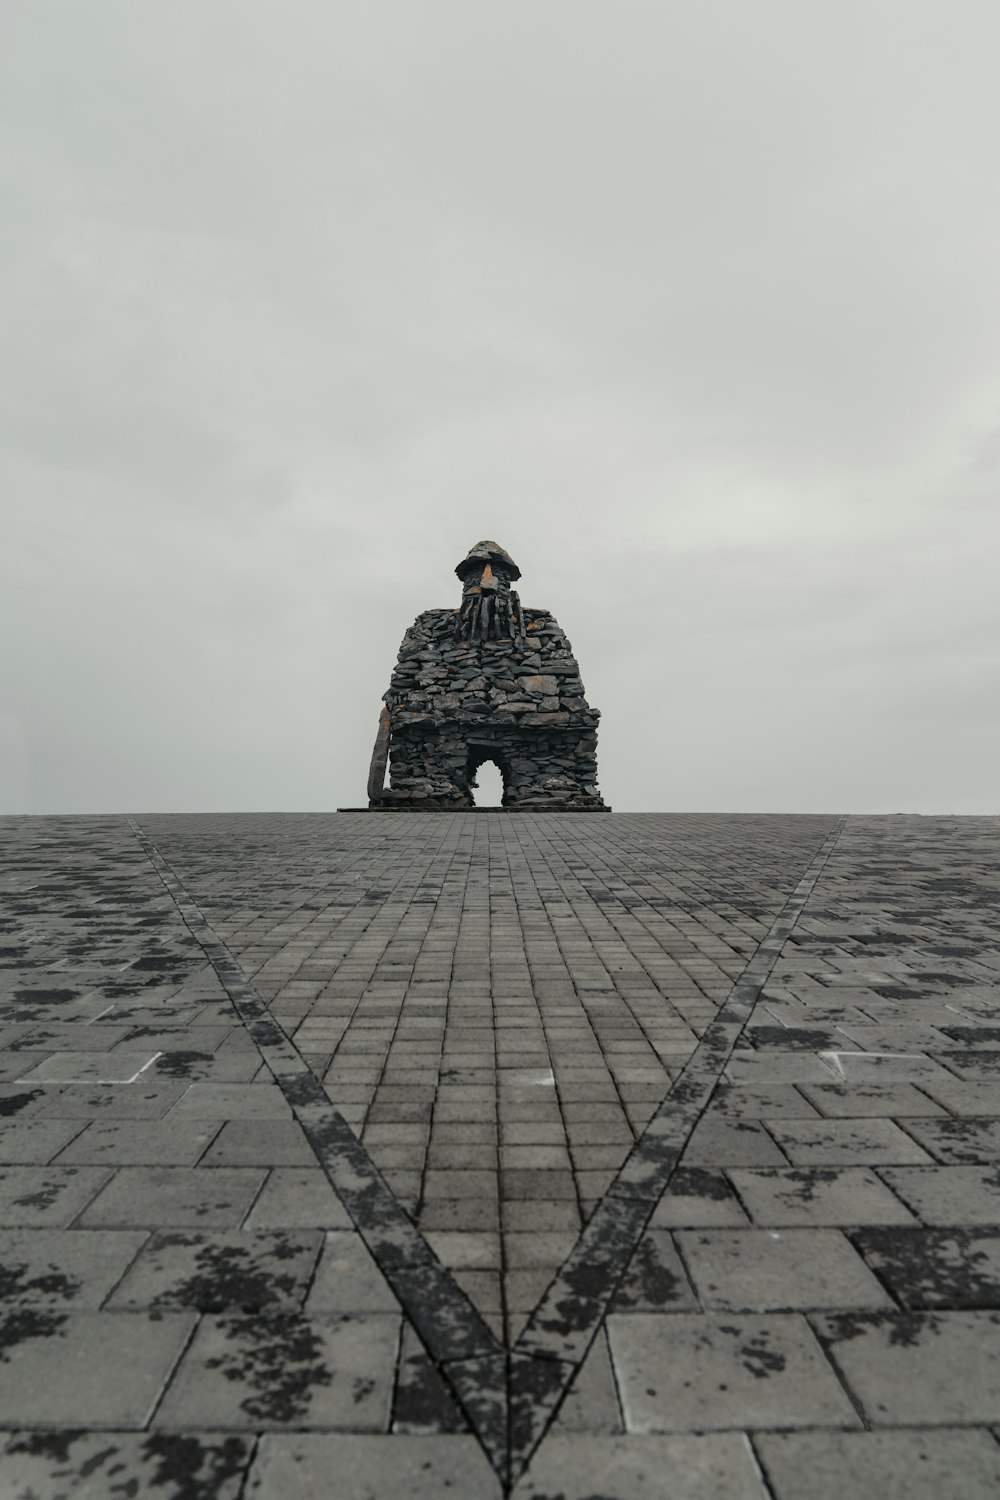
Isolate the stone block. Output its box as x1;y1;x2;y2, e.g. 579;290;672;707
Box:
813;1309;1000;1423
756;1429;1000;1500
609;1312;859;1431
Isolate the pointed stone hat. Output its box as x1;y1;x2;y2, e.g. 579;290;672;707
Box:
455;540;521;581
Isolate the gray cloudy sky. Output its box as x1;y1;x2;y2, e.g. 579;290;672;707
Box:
3;1;999;815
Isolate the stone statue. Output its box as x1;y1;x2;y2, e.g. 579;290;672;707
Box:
367;541;608;810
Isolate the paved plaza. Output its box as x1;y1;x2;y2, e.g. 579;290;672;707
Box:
2;811;1000;1496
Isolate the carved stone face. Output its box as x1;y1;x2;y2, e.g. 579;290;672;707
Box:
460;561;511;599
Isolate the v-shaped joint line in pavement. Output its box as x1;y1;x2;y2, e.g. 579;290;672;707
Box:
128;815;846;1491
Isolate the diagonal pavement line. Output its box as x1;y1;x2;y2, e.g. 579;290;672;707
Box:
507;815;848;1485
127;818;511;1480
129;813;845;1493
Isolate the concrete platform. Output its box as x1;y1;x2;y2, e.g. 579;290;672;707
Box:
1;811;999;1496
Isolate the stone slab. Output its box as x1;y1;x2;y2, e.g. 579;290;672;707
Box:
813;1309;1000;1424
515;1433;768;1498
107;1229;324;1311
78;1166;266;1228
0;1430;254;1500
0;1227;146;1307
755;1428;1000;1500
608;1313;860;1431
0;1310;196;1426
246;1434;502;1498
156;1312;401;1430
729;1166;916;1227
676;1227;892;1311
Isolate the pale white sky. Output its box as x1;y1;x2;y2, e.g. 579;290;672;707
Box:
3;1;999;814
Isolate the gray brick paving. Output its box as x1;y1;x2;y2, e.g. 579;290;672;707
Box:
3;811;1000;1494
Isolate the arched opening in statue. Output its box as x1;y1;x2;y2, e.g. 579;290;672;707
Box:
467;746;509;809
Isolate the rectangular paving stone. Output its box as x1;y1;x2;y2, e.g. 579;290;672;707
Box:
515;1433;767;1499
899;1116;1000;1163
813;1309;1000;1424
156;1312;400;1430
878;1165;1000;1225
0;1119;86;1164
0;1052;49;1082
918;1079;1000;1116
16;1052;163;1084
835;1022;954;1051
819;1053;957;1083
116;1025;235;1052
423;1169;499;1200
15;1024;135;1052
0;1430;255;1500
608;1312;860;1431
0;1310;196;1426
765;1118;932;1165
166;1082;293;1119
503;1169;579;1201
0;1084;52;1119
797;1082;946;1117
150;1050;264;1082
730;1166;916;1227
711;1083;821;1118
418;1199;500;1233
502;1200;582;1234
755;1428;1000;1500
934;1051;1000;1080
0;1227;147;1306
0;1166;113;1226
79;1166;267;1228
199;1119;317;1167
107;1229;324;1311
676;1227;892;1310
246;1434;502;1499
53;1119;220;1166
855;1227;1000;1308
36;1081;188;1119
724;1053;840;1084
426;1142;496;1171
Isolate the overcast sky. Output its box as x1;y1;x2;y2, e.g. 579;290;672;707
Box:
3;1;999;815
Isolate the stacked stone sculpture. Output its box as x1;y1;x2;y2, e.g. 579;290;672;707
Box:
367;541;609;810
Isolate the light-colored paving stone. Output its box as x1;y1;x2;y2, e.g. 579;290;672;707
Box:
0;1430;254;1499
0;1310;196;1426
514;1433;767;1498
755;1428;1000;1500
246;1433;502;1498
0;1227;146;1307
729;1166;916;1227
813;1309;1000;1424
675;1227;892;1311
608;1313;860;1431
155;1312;401;1430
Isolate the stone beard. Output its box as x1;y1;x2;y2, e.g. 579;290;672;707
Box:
367;541;608;811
